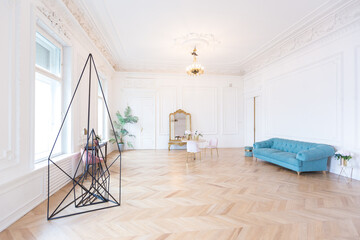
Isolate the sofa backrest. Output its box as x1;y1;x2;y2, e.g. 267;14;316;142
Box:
270;138;318;154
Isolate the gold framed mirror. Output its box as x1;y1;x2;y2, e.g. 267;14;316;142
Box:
168;109;191;150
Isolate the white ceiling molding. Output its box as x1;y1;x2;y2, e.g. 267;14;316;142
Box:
55;0;360;76
61;0;120;70
241;0;360;74
76;0;333;76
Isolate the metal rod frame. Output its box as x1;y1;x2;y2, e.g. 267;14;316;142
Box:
47;54;122;220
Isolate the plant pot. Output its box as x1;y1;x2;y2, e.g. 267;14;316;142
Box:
118;143;124;152
341;158;348;167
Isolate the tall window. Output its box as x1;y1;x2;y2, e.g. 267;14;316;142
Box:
35;31;63;162
98;78;106;140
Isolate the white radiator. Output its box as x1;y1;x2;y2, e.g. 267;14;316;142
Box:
43;153;81;197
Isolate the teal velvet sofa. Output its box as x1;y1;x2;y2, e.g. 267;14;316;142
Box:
253;138;334;175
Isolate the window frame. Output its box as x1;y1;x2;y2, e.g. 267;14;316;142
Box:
35;29;63;81
34;27;64;163
97;77;107;141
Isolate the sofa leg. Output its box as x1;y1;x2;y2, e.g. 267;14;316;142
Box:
297;171;300;176
322;171;327;175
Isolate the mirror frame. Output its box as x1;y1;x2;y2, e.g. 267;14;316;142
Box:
168;109;191;150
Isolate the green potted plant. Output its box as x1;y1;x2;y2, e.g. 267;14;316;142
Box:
334;150;352;166
110;106;139;151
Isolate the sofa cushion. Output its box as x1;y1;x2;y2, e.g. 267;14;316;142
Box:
254;148;300;166
254;148;282;156
270;152;300;166
270;138;317;154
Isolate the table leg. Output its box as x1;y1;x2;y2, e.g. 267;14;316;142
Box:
338;167;344;180
105;143;107;162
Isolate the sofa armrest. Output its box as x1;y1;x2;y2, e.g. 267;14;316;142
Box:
253;140;273;149
296;145;335;161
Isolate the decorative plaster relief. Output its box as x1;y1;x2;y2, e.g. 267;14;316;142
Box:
242;0;360;74
37;6;71;40
61;0;119;70
174;33;220;50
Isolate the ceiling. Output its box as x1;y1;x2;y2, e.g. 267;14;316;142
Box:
80;0;331;75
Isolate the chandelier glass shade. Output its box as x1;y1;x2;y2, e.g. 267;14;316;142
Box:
186;48;204;76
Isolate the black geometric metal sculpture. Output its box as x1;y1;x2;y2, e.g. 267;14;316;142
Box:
47;54;121;220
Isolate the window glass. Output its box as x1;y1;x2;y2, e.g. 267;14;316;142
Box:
36;42;50;70
34;73;62;160
35;32;61;76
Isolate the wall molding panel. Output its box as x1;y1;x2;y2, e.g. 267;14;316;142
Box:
264;55;343;144
222;87;238;135
0;0;18;171
110;73;244;149
182;87;218;135
158;87;177;135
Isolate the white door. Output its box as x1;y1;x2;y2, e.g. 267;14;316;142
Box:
123;90;156;149
133;97;155;149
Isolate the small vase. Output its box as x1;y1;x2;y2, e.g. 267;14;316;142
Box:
341;158;347;167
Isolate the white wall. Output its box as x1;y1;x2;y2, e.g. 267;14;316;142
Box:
243;12;360;180
0;0;114;231
109;72;244;150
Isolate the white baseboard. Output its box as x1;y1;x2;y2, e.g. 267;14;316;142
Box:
0;192;44;232
0;171;45;232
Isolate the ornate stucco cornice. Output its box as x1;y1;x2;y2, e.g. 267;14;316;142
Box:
241;0;360;75
61;0;120;71
36;5;71;41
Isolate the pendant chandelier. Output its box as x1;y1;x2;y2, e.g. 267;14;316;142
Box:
186;47;204;76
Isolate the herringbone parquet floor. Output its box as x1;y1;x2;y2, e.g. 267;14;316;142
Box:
1;148;360;240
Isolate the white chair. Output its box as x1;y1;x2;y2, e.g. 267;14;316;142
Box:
205;138;219;157
186;141;201;162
